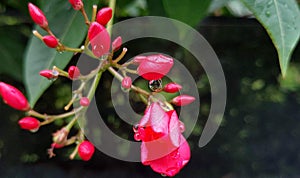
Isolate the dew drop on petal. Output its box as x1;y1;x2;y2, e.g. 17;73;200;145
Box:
161;173;167;177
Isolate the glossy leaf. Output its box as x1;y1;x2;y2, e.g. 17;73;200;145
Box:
240;0;300;77
24;0;98;106
162;0;211;27
0;26;26;81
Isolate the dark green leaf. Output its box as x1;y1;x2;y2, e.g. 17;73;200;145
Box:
0;25;27;81
24;0;98;106
240;0;300;77
162;0;211;27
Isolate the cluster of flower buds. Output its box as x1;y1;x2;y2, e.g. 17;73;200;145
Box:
21;0;198;175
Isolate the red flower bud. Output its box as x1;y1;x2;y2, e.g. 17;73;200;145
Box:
28;3;48;28
78;141;95;161
39;69;58;79
0;82;30;111
18;117;40;131
88;22;111;57
112;36;122;52
163;83;182;93
80;97;90;107
96;7;112;26
68;0;83;10
42;35;58;48
137;54;174;80
171;95;195;106
68;66;80;79
121;76;132;89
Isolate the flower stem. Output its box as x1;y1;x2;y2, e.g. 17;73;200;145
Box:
80;7;90;26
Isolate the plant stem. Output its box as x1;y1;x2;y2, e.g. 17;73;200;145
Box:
80;7;90;26
28;108;82;120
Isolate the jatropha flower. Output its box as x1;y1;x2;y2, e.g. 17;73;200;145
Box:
133;102;190;177
135;54;174;81
78;141;95;161
0;82;30;111
88;22;111;57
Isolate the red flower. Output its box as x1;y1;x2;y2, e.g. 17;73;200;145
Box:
68;66;81;79
96;7;112;26
78;141;95;161
163;83;182;93
134;102;190;177
0;82;30;111
171;95;195;106
28;3;48;28
68;0;83;10
18;117;40;131
39;69;58;79
88;22;111;57
137;54;174;80
42;35;58;48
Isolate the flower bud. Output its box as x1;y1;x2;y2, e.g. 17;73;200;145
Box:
121;76;132;89
0;82;30;111
68;66;80;80
68;0;83;10
42;35;58;48
18;117;40;131
96;7;112;26
39;69;58;79
88;22;111;57
137;54;174;80
28;3;48;28
78;141;95;161
112;36;122;52
52;128;69;145
163;83;182;93
171;95;195;106
80;97;90;107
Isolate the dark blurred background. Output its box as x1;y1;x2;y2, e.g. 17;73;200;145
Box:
0;0;300;177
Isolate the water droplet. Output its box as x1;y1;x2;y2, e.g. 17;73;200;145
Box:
134;132;141;141
161;173;167;177
52;70;59;77
59;51;63;54
179;121;185;133
149;79;162;92
265;11;271;17
133;124;139;132
30;128;39;133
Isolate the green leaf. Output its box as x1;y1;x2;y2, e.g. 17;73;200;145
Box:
0;25;29;81
240;0;300;77
24;0;98;106
162;0;211;27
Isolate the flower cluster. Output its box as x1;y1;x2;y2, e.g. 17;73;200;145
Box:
1;0;198;177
